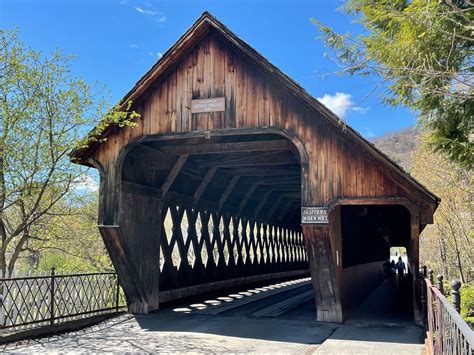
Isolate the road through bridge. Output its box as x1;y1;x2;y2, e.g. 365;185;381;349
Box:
4;277;425;354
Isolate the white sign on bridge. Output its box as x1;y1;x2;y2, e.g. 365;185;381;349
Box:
191;97;225;114
301;207;329;224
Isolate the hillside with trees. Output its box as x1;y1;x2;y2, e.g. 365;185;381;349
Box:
371;126;420;170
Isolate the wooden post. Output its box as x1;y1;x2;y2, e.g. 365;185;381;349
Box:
409;208;422;326
451;279;461;313
115;275;121;311
419;267;427;324
50;267;55;325
436;274;444;295
302;224;343;323
98;226;149;313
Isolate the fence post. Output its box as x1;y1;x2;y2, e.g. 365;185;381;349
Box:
428;269;434;283
419;267;427;324
451;279;461;313
436;274;444;295
115;275;120;311
50;267;56;325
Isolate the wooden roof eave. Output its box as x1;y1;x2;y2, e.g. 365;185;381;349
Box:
70;11;440;208
69;16;214;162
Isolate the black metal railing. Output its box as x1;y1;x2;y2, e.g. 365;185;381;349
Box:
0;268;126;332
420;269;474;354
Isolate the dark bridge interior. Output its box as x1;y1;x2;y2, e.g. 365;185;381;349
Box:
341;205;411;268
122;133;302;229
120;133;308;299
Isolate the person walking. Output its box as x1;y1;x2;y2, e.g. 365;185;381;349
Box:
396;256;406;283
389;260;396;286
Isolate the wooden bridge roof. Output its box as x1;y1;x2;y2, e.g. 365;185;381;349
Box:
70;12;439;208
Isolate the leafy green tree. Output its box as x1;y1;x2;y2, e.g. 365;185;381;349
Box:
0;29;137;277
314;0;473;168
22;192;113;274
411;134;472;283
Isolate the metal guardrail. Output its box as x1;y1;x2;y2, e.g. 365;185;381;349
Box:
0;269;126;332
423;278;474;354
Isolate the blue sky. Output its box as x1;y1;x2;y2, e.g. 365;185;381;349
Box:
1;0;417;139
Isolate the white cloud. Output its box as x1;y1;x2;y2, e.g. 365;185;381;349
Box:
123;2;166;23
317;92;353;118
129;43;139;49
353;106;370;114
157;52;163;58
317;92;369;119
135;7;158;15
73;174;99;192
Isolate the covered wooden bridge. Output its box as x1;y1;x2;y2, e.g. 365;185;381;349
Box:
71;12;439;323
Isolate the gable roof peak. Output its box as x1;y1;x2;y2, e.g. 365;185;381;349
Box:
70;12;439;206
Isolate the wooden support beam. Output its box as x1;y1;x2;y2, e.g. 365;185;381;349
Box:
303;224;343;322
98;226;149;313
121;180;298;229
200;151;296;168
278;199;295;221
131;144;176;166
161;154;188;198
157;139;290;155
254;190;272;218
193;166;218;204
237;183;258;215
131;144;202;179
218;175;240;209
122;180;162;198
238;176;299;185
263;186;300;192
206;156;296;168
267;195;284;219
224;168;300;177
256;184;300;190
123;180;300;206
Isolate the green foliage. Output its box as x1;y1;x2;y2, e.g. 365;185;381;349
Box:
461;283;474;326
314;0;474;169
75;99;140;151
0;28;137;276
412;134;473;284
20;192;113;274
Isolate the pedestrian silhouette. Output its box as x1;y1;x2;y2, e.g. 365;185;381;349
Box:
396;256;406;283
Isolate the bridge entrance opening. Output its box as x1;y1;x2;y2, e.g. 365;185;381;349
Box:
338;204;414;324
118;132;309;312
390;246;408;264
